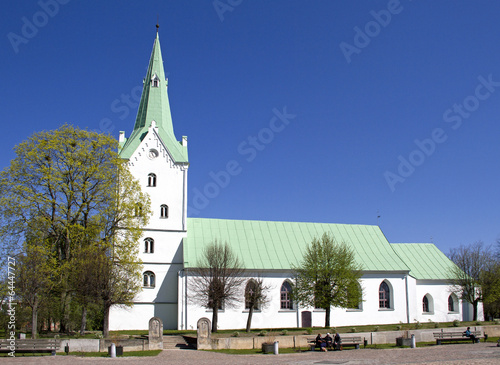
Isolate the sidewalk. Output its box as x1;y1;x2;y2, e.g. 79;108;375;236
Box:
6;341;500;365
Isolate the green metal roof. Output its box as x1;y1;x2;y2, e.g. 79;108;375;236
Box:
119;33;188;163
391;243;456;280
184;218;410;272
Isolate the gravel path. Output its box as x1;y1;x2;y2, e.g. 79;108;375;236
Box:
6;342;500;365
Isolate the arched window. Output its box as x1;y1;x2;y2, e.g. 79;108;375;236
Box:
160;204;168;218
422;294;433;313
143;271;155;288
144;238;154;253
423;295;429;312
448;294;458;312
245;280;258;310
280;281;293;309
151;74;160;88
148;173;156;187
379;281;391;309
134;203;143;217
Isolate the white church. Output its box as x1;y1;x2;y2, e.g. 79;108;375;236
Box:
109;31;482;331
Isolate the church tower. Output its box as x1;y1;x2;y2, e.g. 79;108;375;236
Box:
110;29;188;330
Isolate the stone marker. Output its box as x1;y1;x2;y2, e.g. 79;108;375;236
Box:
197;317;211;350
148;317;163;350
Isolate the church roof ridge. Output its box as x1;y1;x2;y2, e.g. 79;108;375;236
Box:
188;216;380;227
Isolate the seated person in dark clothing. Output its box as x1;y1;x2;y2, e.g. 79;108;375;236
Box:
463;327;476;343
334;332;341;349
324;333;333;348
315;334;326;351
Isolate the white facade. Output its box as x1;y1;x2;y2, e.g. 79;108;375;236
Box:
110;122;188;331
176;271;477;331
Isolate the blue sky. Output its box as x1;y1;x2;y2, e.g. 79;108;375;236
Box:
1;0;499;255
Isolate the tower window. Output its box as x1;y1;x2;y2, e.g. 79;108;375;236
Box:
143;271;155;287
151;74;160;88
148;173;157;187
144;238;154;253
160;204;168;218
134;203;143;217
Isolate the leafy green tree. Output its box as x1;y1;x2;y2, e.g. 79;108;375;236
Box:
16;229;57;338
189;241;245;333
293;233;362;327
0;124;150;334
481;261;500;319
448;241;494;321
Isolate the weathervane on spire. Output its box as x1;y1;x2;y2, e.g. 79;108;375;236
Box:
156;14;159;33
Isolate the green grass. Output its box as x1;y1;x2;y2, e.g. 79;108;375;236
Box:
4;320;497;341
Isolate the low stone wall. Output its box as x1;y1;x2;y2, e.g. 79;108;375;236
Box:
198;325;500;350
60;338;151;352
60;339;100;352
100;338;150;352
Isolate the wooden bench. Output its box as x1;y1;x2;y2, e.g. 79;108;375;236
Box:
0;338;60;356
307;336;362;350
433;331;482;345
337;336;362;350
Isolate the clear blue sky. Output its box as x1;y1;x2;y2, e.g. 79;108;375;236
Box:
1;1;499;255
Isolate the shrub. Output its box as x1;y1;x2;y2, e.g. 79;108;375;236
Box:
453;319;460;327
494;319;500;325
475;321;481;326
374;326;379;332
350;327;356;333
396;325;402;331
434;322;439;328
306;328;313;335
281;330;288;336
232;331;239;337
258;331;268;337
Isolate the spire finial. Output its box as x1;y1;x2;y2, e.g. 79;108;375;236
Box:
156;15;159;33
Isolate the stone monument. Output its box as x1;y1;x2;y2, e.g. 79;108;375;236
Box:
148;317;163;350
197;317;211;350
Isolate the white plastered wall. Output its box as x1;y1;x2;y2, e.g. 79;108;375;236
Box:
178;271;413;330
109;125;188;330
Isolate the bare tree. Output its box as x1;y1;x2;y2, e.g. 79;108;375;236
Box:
448;241;494;321
244;277;271;332
188;241;244;332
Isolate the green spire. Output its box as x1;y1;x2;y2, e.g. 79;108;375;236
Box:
119;32;188;163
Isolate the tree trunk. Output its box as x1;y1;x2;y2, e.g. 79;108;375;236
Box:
103;304;110;338
211;307;218;333
246;306;254;332
473;299;478;321
31;299;38;339
60;290;70;333
325;306;331;328
80;305;87;336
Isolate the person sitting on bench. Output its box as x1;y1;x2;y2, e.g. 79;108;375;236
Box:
334;332;341;349
324;333;333;349
315;334;326;351
463;327;476;343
